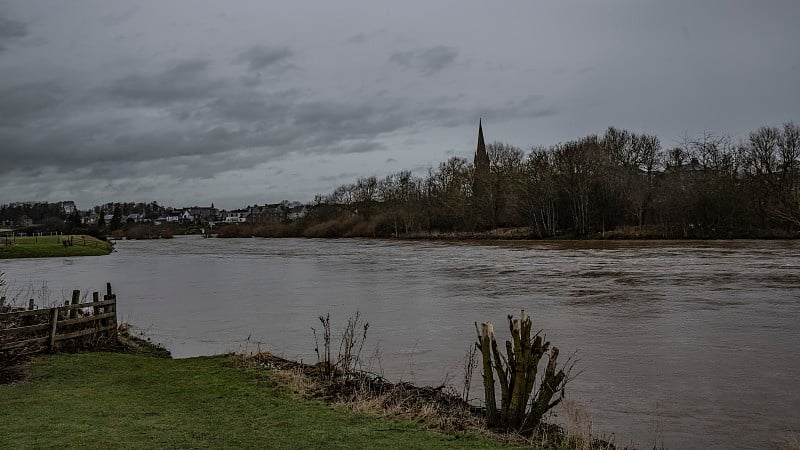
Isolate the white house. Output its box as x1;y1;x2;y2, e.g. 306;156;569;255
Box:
223;209;249;223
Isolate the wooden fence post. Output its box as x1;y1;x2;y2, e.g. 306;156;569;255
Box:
48;308;59;352
103;283;117;330
70;290;80;319
0;281;118;355
110;284;117;329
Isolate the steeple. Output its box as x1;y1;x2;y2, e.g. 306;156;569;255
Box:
474;118;489;173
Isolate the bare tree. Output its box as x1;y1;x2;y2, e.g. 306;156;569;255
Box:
521;149;559;236
553;137;602;235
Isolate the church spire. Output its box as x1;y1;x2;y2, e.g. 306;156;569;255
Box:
474;118;489;173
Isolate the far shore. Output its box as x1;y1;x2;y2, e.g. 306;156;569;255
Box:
205;222;799;241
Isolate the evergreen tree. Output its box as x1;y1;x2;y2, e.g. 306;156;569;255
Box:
110;207;122;230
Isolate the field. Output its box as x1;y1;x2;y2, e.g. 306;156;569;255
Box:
0;235;112;259
0;353;510;449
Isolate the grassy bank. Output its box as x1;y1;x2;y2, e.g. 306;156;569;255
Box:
0;353;511;449
0;235;112;259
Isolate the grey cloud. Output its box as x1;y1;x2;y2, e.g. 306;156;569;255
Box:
318;172;360;182
107;59;222;106
486;96;558;121
345;32;368;45
344;30;385;45
0;91;393;177
390;45;458;76
411;95;557;129
234;45;293;72
0;80;64;125
0;15;27;51
205;89;300;124
100;7;138;27
1;52;555;183
341;140;385;154
1;1;798;209
292;100;409;142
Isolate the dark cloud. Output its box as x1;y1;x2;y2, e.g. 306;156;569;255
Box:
100;7;138;27
0;71;426;179
390;45;458;76
2;1;795;208
318;172;360;182
0;14;27;51
345;32;368;45
0;80;64;125
107;59;222;106
234;45;293;72
0;39;551;186
486;96;558;121
204;89;300;124
0;66;553;184
410;95;557;129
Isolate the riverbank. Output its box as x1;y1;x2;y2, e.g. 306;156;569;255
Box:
214;221;799;241
0;235;112;259
0;352;511;449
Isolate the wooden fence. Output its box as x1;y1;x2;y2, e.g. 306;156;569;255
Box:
0;283;118;354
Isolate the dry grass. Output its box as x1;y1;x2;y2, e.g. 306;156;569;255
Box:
560;399;618;450
237;352;617;449
776;433;800;450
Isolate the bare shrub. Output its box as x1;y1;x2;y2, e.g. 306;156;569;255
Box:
462;344;478;402
312;311;369;379
475;310;577;433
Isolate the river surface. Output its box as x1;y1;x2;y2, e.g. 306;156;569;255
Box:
2;237;799;448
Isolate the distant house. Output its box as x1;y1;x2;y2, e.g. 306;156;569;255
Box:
181;205;218;224
164;213;182;223
288;205;307;220
18;215;33;227
60;201;77;215
222;209;249;223
126;213;144;223
243;202;306;223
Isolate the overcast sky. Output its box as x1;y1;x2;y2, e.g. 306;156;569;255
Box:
1;0;798;209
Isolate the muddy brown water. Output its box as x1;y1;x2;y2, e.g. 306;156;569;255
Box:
2;237;799;448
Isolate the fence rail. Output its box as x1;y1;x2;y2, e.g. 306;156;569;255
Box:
1;234;114;252
0;283;118;354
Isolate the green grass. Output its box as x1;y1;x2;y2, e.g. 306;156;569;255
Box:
0;235;112;259
0;353;511;449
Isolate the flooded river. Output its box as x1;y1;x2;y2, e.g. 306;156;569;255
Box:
2;237;799;448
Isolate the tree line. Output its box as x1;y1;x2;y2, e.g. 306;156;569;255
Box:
234;122;798;239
